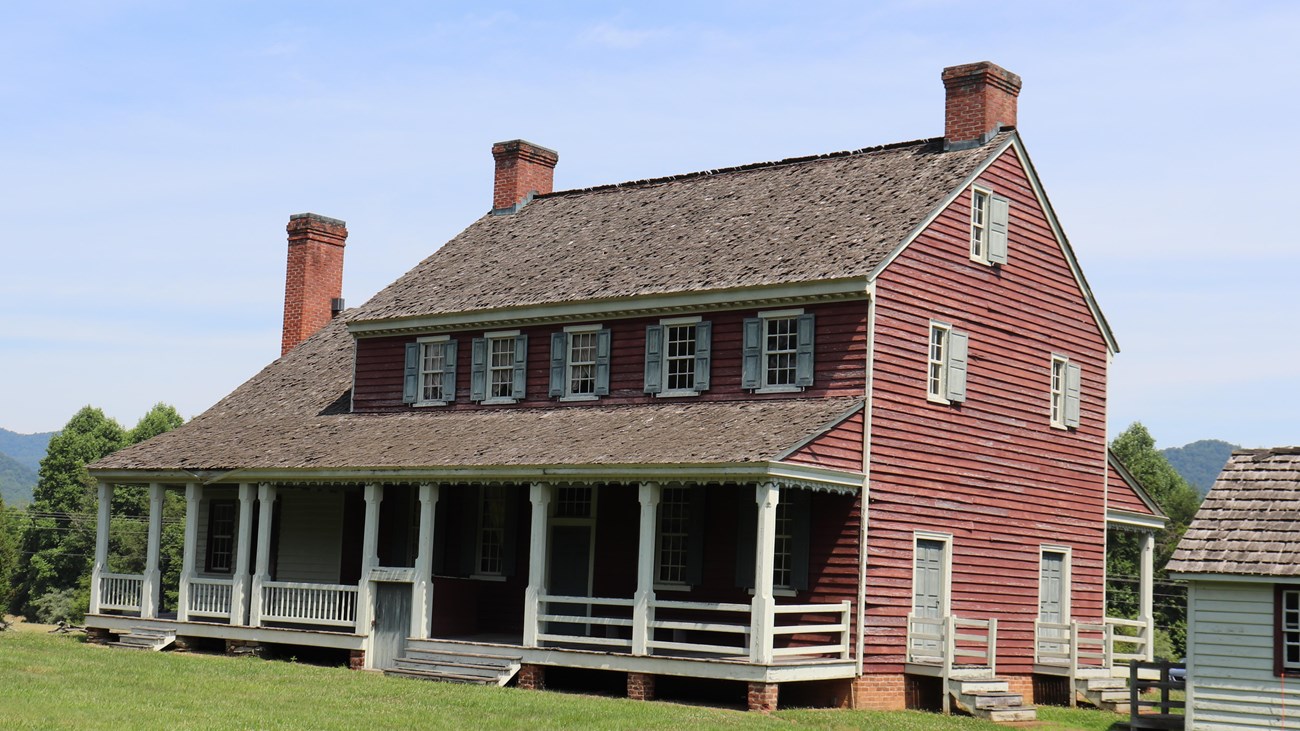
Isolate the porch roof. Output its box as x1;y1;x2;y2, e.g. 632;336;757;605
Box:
91;316;863;474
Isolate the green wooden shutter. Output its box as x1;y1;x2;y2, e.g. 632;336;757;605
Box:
685;486;705;586
789;489;812;591
402;342;420;404
989;194;1010;264
735;489;757;589
549;332;567;397
795;313;816;387
741;318;762;389
946;331;969;403
1064;362;1082;428
643;325;663;395
470;338;487;401
694;321;712;391
594;328;612;396
512;334;528;398
441;340;458;402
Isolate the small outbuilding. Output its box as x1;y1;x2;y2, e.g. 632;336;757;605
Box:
1168;447;1300;729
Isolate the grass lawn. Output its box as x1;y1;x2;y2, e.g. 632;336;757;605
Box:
0;629;1127;730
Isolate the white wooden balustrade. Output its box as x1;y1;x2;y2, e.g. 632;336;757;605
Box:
98;573;144;612
647;599;751;656
188;578;234;619
259;581;358;627
1034;617;1150;672
535;594;635;650
907;614;998;672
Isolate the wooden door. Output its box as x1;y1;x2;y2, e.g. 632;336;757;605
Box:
371;582;412;670
1039;550;1068;651
547;524;593;637
912;538;947;656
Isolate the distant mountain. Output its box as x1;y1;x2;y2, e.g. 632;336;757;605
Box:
0;450;38;505
0;427;55;472
1162;439;1240;496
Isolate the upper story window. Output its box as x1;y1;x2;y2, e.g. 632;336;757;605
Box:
403;336;457;406
550;325;611;400
970;186;1010;266
1050;354;1082;429
471;331;527;404
644;317;712;397
927;321;968;404
742;310;815;393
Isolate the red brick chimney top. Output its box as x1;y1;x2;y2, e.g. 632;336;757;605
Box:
492;139;558;213
942;62;1022;151
281;212;347;356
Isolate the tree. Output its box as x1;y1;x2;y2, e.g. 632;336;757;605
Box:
0;495;19;609
1108;422;1202;657
11;407;126;618
129;403;184;445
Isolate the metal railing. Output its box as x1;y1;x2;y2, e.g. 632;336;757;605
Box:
259;581;358;627
99;573;144;612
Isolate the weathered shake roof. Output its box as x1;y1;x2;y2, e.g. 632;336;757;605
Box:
351;134;1010;324
1168;448;1300;577
91;316;862;473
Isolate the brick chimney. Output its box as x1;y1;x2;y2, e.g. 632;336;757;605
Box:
942;62;1022;151
281;212;347;356
491;139;558;213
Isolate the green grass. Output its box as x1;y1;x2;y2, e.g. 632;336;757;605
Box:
0;630;1126;730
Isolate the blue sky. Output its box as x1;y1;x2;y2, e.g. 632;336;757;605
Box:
1;1;1296;450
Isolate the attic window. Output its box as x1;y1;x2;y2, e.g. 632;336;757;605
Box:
970;186;1009;266
1050;355;1081;429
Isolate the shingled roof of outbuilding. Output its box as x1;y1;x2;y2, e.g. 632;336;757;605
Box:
90;315;863;473
1168;448;1300;577
350;133;1011;324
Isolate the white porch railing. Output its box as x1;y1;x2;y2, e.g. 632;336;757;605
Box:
907;614;998;672
99;573;144;612
260;581;358;628
1105;616;1150;664
535;594;852;661
1034;617;1150;672
188;577;234;619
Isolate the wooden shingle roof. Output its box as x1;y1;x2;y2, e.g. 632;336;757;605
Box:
1168;448;1300;577
351;134;1009;324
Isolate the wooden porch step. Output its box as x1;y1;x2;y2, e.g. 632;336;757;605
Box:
384;667;499;685
386;648;521;687
392;657;509;679
112;627;176;652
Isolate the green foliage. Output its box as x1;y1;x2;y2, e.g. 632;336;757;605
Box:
129;403;184;445
0;497;20;606
29;586;84;624
1162;439;1240;496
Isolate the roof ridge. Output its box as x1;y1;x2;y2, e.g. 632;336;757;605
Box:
537;134;963;199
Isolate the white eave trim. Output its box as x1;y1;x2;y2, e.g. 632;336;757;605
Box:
1106;509;1167;531
347;278;871;336
1169;572;1299;584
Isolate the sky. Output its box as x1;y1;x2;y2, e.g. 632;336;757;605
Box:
1;1;1297;450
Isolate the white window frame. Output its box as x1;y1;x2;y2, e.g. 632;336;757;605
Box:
1050;355;1069;429
473;485;508;579
928;322;951;404
654;486;692;590
756;308;804;394
483;330;521;405
773;493;795;592
560;323;602;402
1281;588;1300;672
414;334;451;407
970;186;992;264
657;315;702;398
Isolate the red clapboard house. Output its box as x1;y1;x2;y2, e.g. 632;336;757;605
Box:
85;62;1165;718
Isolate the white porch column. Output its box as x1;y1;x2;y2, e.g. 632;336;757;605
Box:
1139;530;1156;661
177;483;202;622
89;481;113;615
523;482;553;648
140;483;165;618
249;483;276;627
632;481;661;656
355;483;382;635
749;481;780;664
411;483;439;639
230;483;256;625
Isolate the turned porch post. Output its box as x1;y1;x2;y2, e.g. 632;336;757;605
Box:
523;482;553;648
411;483;439;639
230;483;256;625
178;483;203;622
140;483;165;618
356;483;382;635
632;481;661;656
1139;530;1155;661
89;481;113;615
249;483;276;627
750;481;780;663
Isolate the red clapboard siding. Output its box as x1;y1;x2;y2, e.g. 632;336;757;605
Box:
783;408;865;472
863;144;1110;676
1107;461;1159;516
352;301;868;413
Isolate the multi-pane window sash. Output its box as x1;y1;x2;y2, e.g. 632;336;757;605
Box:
477;486;507;576
206;500;237;573
742;312;814;391
403;338;457;405
764;317;799;387
1050;358;1066;426
664;324;696;392
971;189;990;261
644;320;711;396
773;496;793;590
555;486;593;519
970;187;1010;265
927;321;968;404
929;325;949;399
657;487;690;585
421;343;447;402
1050;355;1082;429
568;331;598;396
1284;589;1300;670
489;338;516;400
